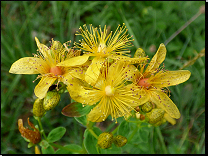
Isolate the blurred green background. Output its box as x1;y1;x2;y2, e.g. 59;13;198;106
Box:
1;1;205;154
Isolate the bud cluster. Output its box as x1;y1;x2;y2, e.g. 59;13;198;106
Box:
135;102;168;126
33;90;61;117
97;132;127;149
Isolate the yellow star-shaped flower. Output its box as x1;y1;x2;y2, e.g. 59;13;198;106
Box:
67;61;149;123
127;43;191;119
9;37;89;99
60;24;146;86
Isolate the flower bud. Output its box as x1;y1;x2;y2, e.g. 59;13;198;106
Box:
135;112;141;119
152;118;166;126
97;132;114;149
146;108;165;124
33;98;45;117
135;106;140;112
113;135;127;147
18;118;41;144
43;91;60;111
134;48;145;58
141;102;153;113
140;114;145;120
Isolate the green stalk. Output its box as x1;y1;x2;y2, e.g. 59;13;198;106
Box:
164;10;202;46
37;117;47;140
155;126;168;154
111;124;119;135
88;128;98;139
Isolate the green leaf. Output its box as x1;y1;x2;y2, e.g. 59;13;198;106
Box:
47;127;66;143
39;140;49;148
55;144;83;154
61;102;93;117
74;115;88;127
27;142;34;148
100;144;122;154
84;127;102;154
139;127;150;143
117;120;131;138
41;144;55;154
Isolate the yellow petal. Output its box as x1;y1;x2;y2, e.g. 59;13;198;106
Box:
60;70;74;86
164;113;176;125
108;55;148;64
151;70;191;88
150;90;181;119
9;57;49;74
122;64;139;82
134;48;146;58
87;102;111;122
35;37;51;59
85;57;106;86
117;84;150;107
51;40;64;56
107;61;129;87
67;82;101;105
145;43;166;74
68;67;86;81
34;76;57;99
57;55;89;67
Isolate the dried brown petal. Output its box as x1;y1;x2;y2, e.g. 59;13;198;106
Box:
18;118;41;144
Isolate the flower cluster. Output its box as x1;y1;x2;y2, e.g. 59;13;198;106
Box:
9;24;191;126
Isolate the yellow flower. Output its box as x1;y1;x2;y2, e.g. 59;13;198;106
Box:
128;43;191;119
70;24;146;86
67;61;149;123
9;37;89;99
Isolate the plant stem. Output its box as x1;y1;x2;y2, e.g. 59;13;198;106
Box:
164;10;202;46
155;126;168;154
111;124;119;135
37;117;47;140
88;128;98;139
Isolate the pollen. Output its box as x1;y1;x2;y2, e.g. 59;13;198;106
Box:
105;85;115;96
138;78;150;88
50;66;62;76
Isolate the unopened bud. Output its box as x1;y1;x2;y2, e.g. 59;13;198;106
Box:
135;112;141;119
97;132;114;149
146;108;165;124
152;118;166;126
43;91;60;111
134;48;146;58
135;106;140;112
33;98;45;117
140;114;145;120
141;102;153;113
113;135;127;147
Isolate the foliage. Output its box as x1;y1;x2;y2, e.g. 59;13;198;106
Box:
1;1;205;154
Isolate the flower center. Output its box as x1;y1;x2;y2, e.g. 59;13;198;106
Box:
50;66;62;76
105;85;115;96
138;78;150;88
